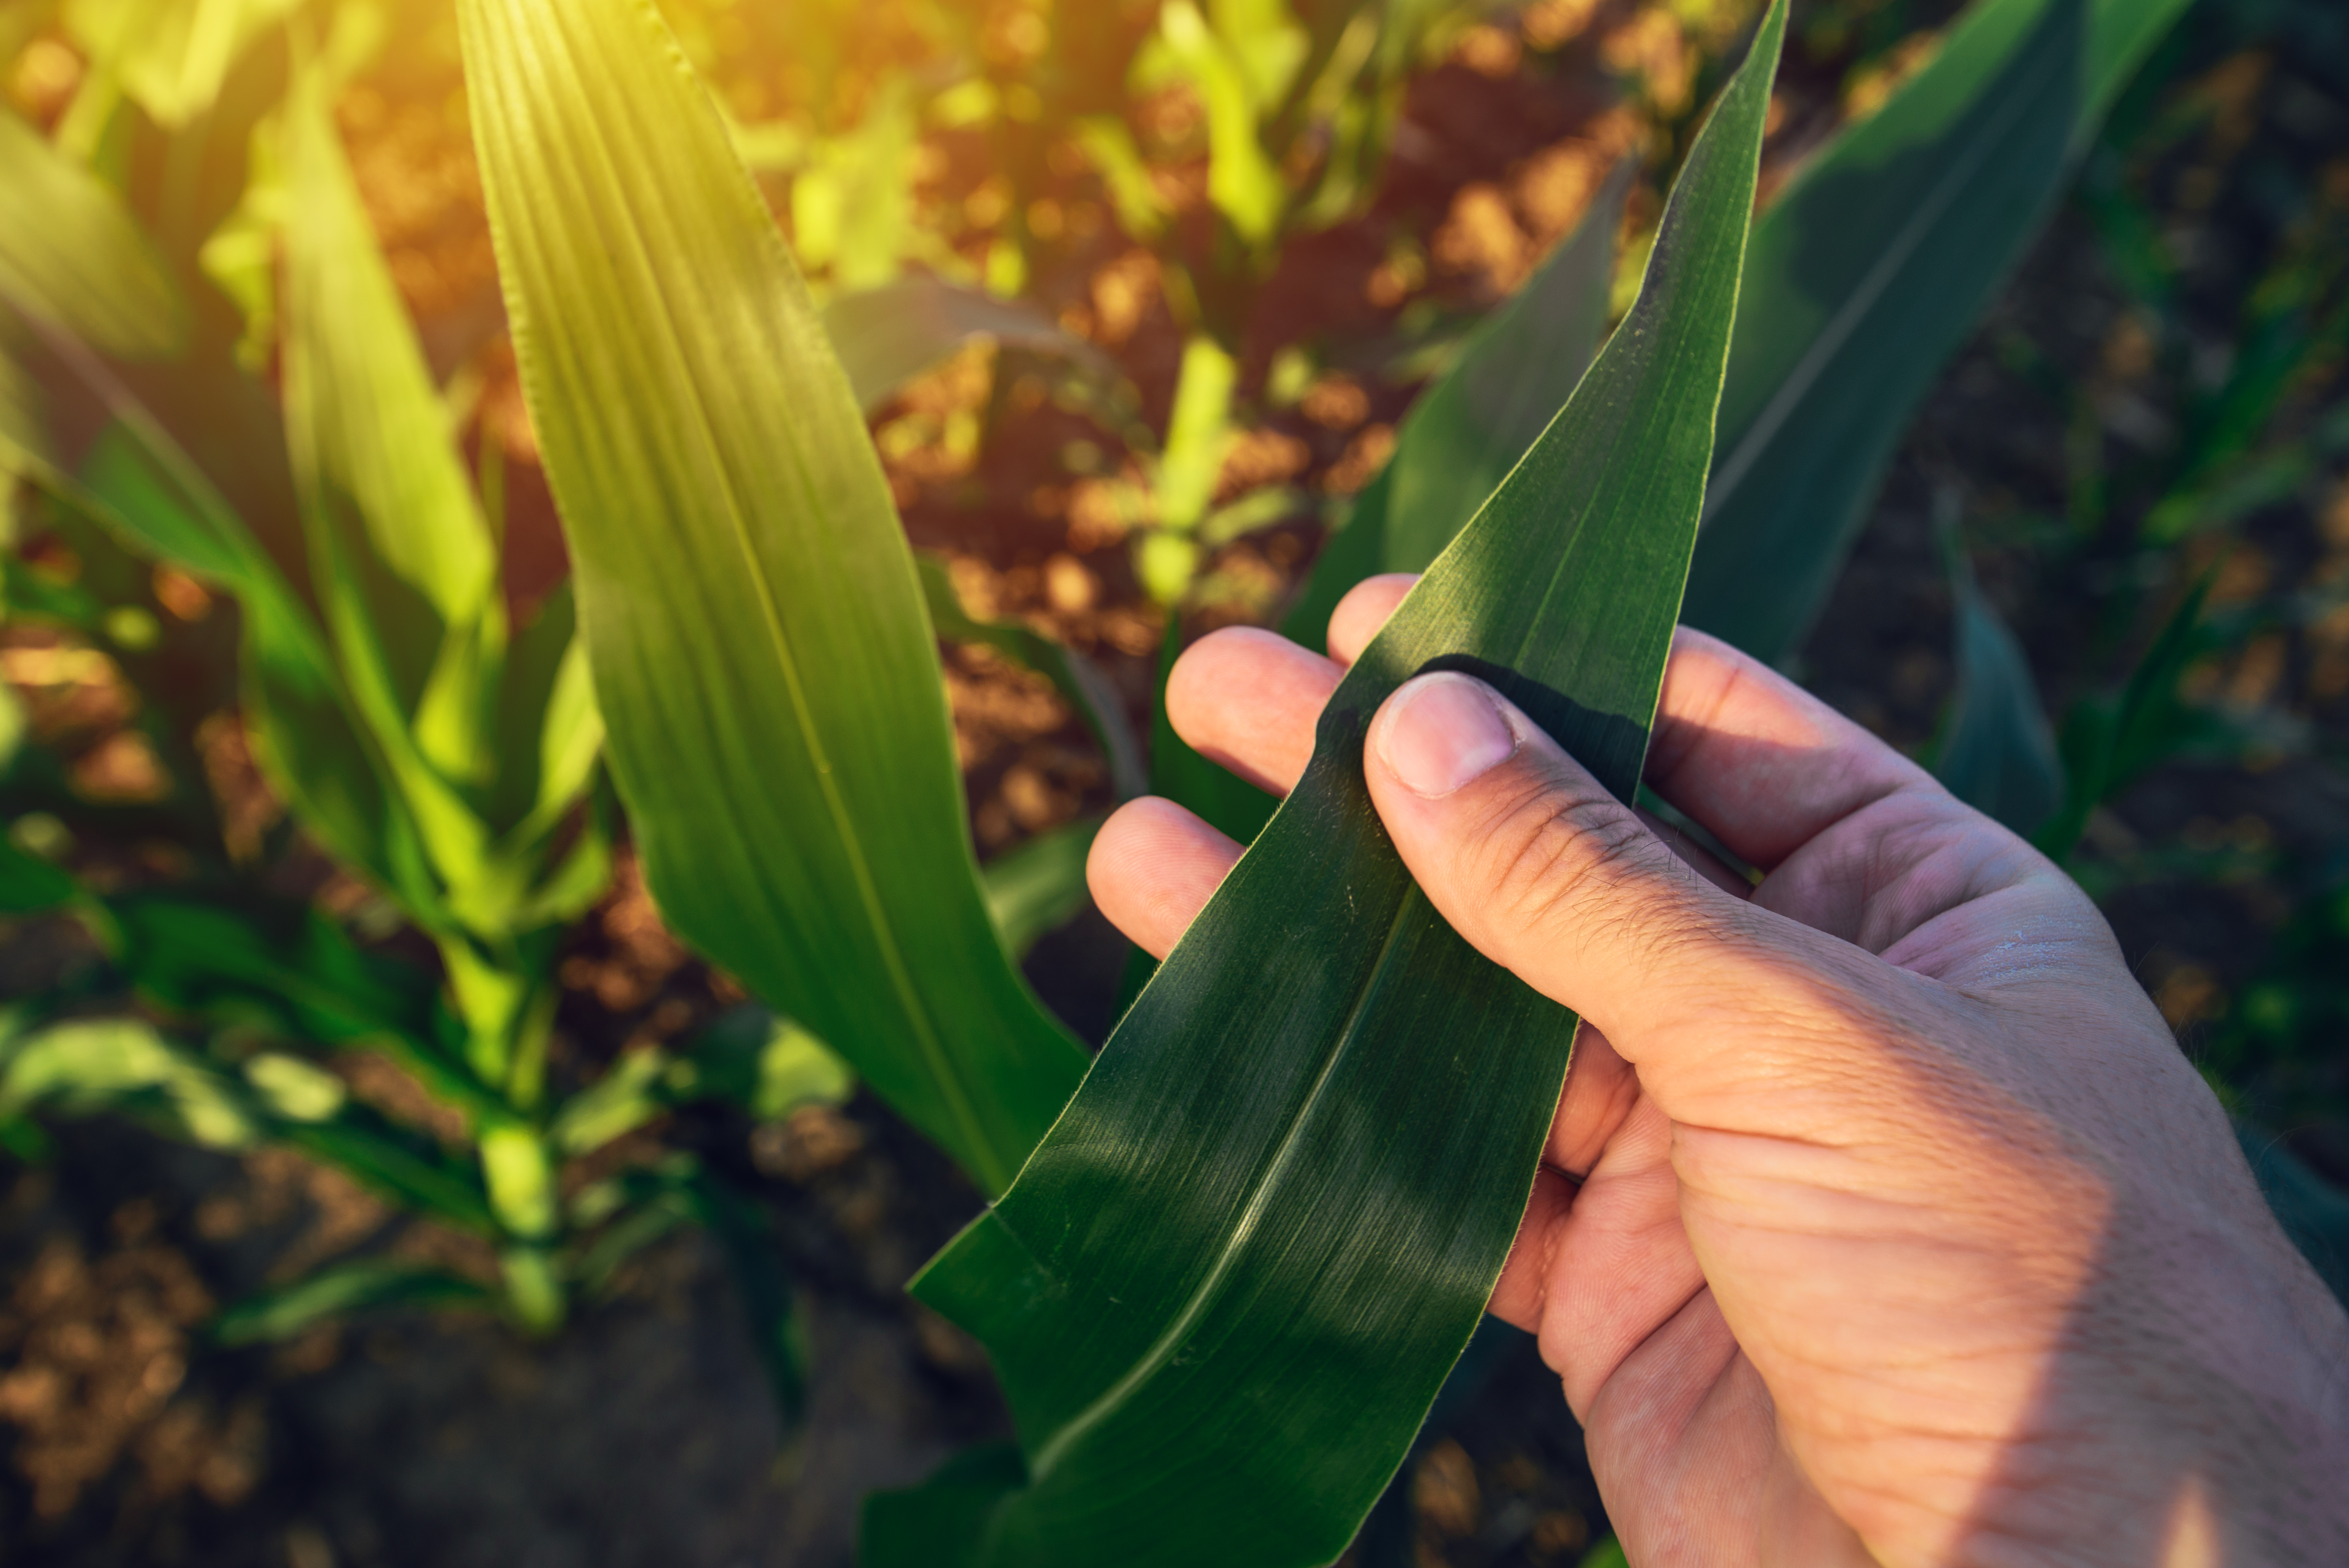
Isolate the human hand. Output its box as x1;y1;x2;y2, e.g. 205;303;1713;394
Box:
1087;574;2349;1567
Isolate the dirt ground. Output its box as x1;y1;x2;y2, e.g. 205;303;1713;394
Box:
2;0;2347;1564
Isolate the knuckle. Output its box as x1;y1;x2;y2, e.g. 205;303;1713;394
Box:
1470;773;1676;941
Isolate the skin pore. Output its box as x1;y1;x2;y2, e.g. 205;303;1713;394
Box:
1086;574;2349;1567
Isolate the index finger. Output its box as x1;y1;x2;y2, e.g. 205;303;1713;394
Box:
1334;576;1930;871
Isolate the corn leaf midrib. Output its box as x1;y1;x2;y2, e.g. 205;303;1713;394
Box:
1025;886;1423;1480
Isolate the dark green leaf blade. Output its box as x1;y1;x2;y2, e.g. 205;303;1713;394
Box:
891;9;1784;1563
457;0;1087;1196
1682;0;2192;661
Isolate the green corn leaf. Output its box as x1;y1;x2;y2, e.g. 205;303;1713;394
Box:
0;107;188;360
212;1257;493;1346
0;835;79;916
916;552;1146;801
62;0;300;131
981;813;1105;961
790;76;919;290
281;64;506;902
1682;0;2192;662
457;0;1088;1196
1158;0;1290;248
0;1016;261;1148
283;1112;501;1235
1280;155;1634;655
105;889;502;1123
1931;517;2062;836
484;581;605;844
2033;568;2216;862
874;8;1783;1562
65;419;424;909
822;276;1127;418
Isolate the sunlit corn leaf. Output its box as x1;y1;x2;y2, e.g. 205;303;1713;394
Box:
1681;0;2192;662
212;1257;494;1345
789;76;918;291
871;9;1784;1562
1280;155;1634;655
1154;0;1293;248
62;0;299;131
281;64;506;908
822;276;1127;419
981;814;1105;962
916;552;1146;802
0;107;188;360
1930;514;2062;836
458;0;1088;1196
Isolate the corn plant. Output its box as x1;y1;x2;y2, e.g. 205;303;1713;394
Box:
5;0;2238;1553
449;0;2220;1558
0;27;854;1383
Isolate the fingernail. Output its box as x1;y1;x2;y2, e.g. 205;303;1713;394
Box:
1376;673;1517;797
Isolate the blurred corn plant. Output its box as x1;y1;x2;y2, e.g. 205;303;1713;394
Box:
686;0;1515;606
0;13;855;1391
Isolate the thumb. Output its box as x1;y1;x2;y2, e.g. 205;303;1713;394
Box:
1363;671;1807;1054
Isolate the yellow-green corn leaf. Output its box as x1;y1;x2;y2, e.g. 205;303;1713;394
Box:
1157;0;1289;247
62;0;301;130
871;7;1783;1562
281;64;505;918
789;77;918;291
458;0;1088;1195
1682;0;2192;660
0;107;187;360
